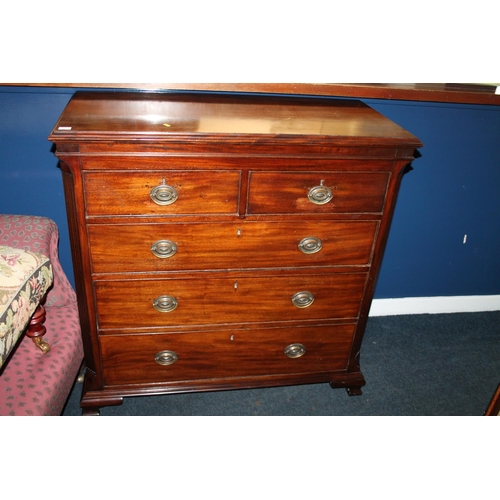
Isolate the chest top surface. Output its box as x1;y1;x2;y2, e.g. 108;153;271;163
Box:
49;91;422;148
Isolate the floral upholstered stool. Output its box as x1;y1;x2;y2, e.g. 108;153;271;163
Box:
0;246;53;363
0;215;84;416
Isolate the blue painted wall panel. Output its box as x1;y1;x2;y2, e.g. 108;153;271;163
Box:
363;99;500;298
1;87;499;299
0;87;74;283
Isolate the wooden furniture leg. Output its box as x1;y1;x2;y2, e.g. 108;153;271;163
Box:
485;384;500;416
25;304;50;353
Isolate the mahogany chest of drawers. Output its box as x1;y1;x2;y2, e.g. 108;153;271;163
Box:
49;91;422;415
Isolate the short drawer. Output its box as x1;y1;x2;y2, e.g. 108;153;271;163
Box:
83;170;240;216
247;171;389;214
100;324;355;385
88;220;378;273
94;272;367;330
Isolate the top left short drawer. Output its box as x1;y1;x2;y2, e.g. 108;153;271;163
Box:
82;170;241;216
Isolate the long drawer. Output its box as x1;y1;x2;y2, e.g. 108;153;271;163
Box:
247;171;389;214
83;170;241;216
94;272;367;330
88;220;378;273
100;324;355;385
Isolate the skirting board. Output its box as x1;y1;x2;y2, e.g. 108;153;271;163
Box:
369;295;500;316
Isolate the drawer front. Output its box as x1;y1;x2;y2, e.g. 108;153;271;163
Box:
94;273;367;330
83;170;240;216
88;220;378;273
100;324;355;385
247;171;389;214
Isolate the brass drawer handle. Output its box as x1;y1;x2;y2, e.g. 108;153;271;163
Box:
298;236;323;254
155;350;178;366
308;184;333;205
284;343;306;359
153;295;178;313
150;183;178;206
151;240;177;259
291;291;315;308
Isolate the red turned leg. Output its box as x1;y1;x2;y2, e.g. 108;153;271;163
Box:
25;304;50;353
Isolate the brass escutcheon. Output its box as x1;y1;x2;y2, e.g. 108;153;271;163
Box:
150;182;178;206
284;343;306;359
153;295;178;313
308;184;333;205
291;291;315;308
298;236;323;254
155;350;178;366
151;240;177;259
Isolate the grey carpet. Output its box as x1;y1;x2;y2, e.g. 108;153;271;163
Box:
62;311;500;416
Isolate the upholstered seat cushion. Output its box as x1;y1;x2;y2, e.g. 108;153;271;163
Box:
0;245;53;368
0;302;82;415
0;215;84;416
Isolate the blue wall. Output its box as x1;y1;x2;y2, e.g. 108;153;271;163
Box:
1;86;499;299
365;98;500;298
0;87;75;284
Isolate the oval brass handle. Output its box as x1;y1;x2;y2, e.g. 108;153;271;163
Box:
298;236;323;254
291;291;315;308
284;343;306;359
151;240;177;259
308;184;333;205
153;295;178;313
150;184;178;206
155;350;178;366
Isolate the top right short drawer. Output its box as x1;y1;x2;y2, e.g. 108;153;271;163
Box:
247;171;390;215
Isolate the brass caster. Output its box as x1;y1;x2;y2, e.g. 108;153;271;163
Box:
33;337;51;354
